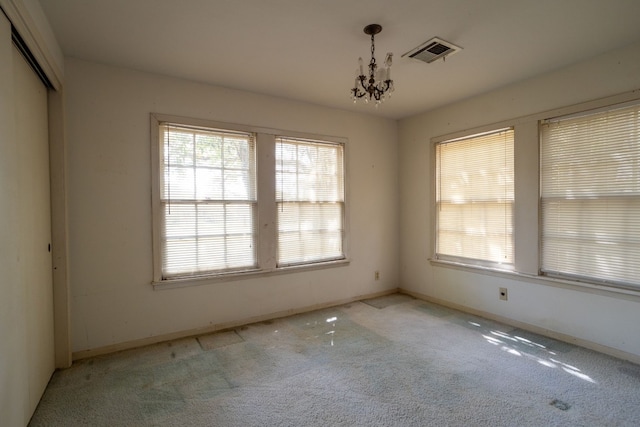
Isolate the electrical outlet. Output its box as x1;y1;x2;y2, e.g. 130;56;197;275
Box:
375;271;380;280
499;287;508;301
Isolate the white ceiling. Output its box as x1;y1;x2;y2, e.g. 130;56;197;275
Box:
37;0;640;119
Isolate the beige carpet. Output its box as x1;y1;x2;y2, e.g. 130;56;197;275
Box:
30;294;640;426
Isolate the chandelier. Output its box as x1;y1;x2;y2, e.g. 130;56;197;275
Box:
351;24;394;105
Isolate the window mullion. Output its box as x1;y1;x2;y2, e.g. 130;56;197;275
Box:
257;133;277;270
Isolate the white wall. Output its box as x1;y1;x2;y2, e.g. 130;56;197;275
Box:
399;41;640;360
65;58;399;354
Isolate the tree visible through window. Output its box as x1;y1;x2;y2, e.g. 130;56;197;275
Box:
159;123;257;279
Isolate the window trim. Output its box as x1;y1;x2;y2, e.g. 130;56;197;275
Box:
150;113;350;289
157;123;259;279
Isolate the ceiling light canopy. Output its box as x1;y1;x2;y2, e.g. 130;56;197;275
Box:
351;24;394;105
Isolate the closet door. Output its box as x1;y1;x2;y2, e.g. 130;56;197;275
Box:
0;13;23;426
14;42;55;417
0;12;54;425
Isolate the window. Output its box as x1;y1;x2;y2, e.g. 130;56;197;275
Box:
435;128;514;266
151;115;348;285
158;123;257;279
276;137;345;266
540;101;640;288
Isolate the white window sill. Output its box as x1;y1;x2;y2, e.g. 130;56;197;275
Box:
152;258;350;290
429;258;640;301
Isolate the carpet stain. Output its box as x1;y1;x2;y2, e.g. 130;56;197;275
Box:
413;302;454;318
197;330;245;350
618;365;640;380
550;399;570;411
362;294;415;309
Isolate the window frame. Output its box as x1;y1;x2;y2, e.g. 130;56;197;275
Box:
433;127;515;270
275;136;346;267
151;114;350;289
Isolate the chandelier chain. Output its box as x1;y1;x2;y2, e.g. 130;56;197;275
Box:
371;34;375;59
369;34;377;76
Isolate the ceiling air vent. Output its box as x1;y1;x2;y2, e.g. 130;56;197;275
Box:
403;37;462;64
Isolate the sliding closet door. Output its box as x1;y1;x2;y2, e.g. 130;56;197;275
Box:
14;41;55;419
0;12;54;426
0;13;25;426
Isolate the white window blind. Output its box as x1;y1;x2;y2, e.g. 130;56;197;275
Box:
276;137;345;266
540;102;640;288
159;123;257;278
435;128;514;265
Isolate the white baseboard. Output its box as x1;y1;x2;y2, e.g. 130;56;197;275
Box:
73;287;640;366
72;288;399;361
400;289;640;365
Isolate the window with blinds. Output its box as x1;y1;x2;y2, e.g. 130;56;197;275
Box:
159;123;257;279
435;128;514;265
276;137;345;266
540;102;640;288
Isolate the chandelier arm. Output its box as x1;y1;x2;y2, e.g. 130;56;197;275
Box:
352;79;368;97
357;75;368;93
374;87;383;101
